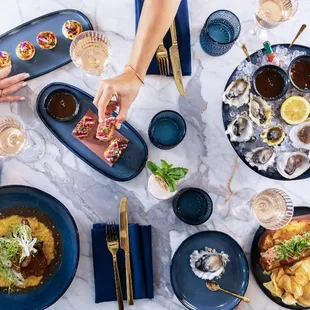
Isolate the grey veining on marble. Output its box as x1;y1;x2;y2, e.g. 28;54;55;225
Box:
1;1;310;310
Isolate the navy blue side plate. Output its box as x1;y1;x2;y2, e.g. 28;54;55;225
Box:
222;44;310;181
171;231;249;310
36;83;148;181
0;9;93;80
251;206;310;310
0;185;79;310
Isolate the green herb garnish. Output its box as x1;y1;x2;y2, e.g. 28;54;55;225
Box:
103;127;109;133
146;159;188;192
276;231;310;260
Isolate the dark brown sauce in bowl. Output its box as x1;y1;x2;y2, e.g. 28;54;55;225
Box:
289;56;310;92
45;91;79;121
253;65;289;100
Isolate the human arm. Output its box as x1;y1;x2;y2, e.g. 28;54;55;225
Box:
94;0;181;123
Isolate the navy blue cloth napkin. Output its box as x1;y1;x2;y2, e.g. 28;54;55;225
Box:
135;0;191;76
92;223;154;303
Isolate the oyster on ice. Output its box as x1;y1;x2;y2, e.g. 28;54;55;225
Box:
248;94;272;127
260;125;286;146
289;120;310;150
222;78;251;107
277;152;310;179
190;247;229;280
245;147;276;171
226;113;254;142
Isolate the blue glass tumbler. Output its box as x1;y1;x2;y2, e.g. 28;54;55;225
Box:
200;10;241;56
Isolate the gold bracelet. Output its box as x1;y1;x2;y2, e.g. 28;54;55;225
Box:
125;64;145;85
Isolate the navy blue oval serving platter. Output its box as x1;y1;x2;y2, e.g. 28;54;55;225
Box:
251;206;310;310
0;185;79;310
37;83;148;181
222;44;310;181
170;231;249;310
0;9;93;80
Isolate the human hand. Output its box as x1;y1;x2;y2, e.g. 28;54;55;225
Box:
0;66;29;102
93;66;143;125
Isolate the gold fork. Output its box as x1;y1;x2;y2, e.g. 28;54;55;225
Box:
106;222;124;310
156;40;170;75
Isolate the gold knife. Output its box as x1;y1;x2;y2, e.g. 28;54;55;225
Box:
169;20;185;96
119;197;134;305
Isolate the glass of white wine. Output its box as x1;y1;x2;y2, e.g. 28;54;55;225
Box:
238;0;299;51
0;117;26;157
70;30;111;90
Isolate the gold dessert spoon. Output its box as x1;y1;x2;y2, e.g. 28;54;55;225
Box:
206;281;250;303
289;24;307;48
241;43;251;62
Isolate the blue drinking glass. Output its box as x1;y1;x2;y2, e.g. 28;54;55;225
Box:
200;10;241;56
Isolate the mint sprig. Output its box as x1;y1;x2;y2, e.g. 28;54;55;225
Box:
146;160;188;192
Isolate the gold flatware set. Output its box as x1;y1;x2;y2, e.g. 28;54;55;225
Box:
106;196;134;309
156;19;185;96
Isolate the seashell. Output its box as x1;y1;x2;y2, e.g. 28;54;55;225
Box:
248;94;272;127
245;147;276;171
226;113;254;142
261;125;286;146
190;247;229;281
276;152;310;179
289;120;310;150
222;78;251;107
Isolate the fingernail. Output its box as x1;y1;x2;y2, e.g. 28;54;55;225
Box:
24;73;30;79
22;82;27;87
20;97;25;101
99;118;103;123
116;123;121;129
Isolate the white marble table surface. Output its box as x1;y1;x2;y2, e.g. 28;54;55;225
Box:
1;0;310;309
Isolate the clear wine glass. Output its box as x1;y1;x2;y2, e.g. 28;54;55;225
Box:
70;30;111;90
0;117;45;162
238;0;299;52
229;188;294;229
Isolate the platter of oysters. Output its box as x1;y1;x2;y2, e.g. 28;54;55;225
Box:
222;44;310;180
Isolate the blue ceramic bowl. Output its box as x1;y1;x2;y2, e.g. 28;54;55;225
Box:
252;65;290;101
288;55;310;93
173;188;213;225
0;185;79;310
148;110;186;150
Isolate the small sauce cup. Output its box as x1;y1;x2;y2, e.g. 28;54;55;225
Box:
289;55;310;93
252;65;289;101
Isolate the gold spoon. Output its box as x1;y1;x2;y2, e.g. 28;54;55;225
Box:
206;281;250;303
289;24;307;48
241;43;251;62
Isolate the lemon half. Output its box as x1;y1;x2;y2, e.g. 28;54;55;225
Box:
280;96;310;125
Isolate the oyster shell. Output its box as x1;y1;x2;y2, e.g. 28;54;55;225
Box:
226;113;254;142
222;78;251;107
289;120;310;150
277;152;310;179
261;125;286;146
248;94;272;127
245;147;276;171
190;247;229;280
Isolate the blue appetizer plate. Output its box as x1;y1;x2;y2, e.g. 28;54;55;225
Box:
0;9;93;80
251;206;310;310
37;83;148;182
148;110;186;149
222;43;310;181
0;185;79;310
171;231;249;310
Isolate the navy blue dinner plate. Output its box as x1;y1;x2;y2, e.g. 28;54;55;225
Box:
222;44;310;181
171;231;249;310
251;206;310;310
36;83;148;182
0;185;79;310
0;9;93;80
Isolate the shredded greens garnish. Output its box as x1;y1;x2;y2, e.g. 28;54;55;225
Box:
276;231;310;260
0;222;37;287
